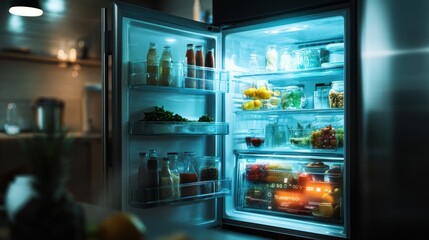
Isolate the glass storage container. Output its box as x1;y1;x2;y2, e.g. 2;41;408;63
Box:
329;81;344;108
198;156;221;194
280;85;306;109
313;83;330;109
310;115;343;149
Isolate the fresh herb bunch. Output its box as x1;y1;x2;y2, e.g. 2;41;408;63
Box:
143;106;188;122
198;114;214;122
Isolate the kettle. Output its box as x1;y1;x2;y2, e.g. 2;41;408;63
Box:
33;97;64;132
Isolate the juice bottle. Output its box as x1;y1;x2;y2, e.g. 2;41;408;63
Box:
167;152;181;199
159;46;172;86
195;45;205;89
180;151;199;198
205;48;215;90
159;157;174;200
146;42;159;85
146;149;159;202
185;43;196;88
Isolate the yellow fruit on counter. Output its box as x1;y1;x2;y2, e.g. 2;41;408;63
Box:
98;212;146;240
242;101;254;110
253;99;261;109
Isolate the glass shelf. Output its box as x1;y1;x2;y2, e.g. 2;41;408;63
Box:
234;149;344;159
233;64;343;81
130;178;232;208
235;108;344;115
129;121;229;135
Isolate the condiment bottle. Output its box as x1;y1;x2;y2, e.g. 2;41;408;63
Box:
159;46;172;86
167;152;181;199
199;156;221;194
195;45;205;89
146;42;159;85
185;43;196;88
180;152;199;198
159;157;174;200
266;44;278;72
146;149;159;202
204;48;215;90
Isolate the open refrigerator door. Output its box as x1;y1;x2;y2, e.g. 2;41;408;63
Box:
222;8;350;239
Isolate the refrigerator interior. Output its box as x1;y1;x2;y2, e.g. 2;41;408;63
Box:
222;10;348;238
115;6;231;227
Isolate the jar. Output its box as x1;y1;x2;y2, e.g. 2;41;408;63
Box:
313;83;330;109
198;156;221;193
248;53;260;73
310;115;341;149
279;47;294;71
280;85;306;109
245;128;265;148
300;48;321;69
265;44;278;72
329;81;344;108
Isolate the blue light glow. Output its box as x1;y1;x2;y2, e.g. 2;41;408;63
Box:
46;0;65;13
7;15;24;33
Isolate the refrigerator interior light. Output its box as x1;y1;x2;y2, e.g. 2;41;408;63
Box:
166;38;177;43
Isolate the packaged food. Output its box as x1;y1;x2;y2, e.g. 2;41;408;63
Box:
329;81;344;108
199;156;221;193
304;161;329;181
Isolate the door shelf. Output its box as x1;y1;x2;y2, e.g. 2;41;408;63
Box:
233;64;343;81
129;121;229;135
235;108;344;115
130;178;232;208
234;149;344;160
129;61;230;93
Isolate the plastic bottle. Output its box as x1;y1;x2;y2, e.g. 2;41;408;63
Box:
167;152;181;199
159;46;172;86
265;115;279;148
204;48;215;90
195;45;205;89
146;42;159;85
185;43;196;88
146;149;159;202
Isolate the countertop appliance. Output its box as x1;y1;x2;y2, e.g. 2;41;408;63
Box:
102;1;354;239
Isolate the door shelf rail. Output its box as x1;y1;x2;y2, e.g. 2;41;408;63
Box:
130;178;232;208
129;121;229;135
235;108;344;115
129;60;230;93
234;149;344;160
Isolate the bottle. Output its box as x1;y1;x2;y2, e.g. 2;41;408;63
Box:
280;47;294;71
146;149;159;202
167;152;181;199
137;152;147;201
329;81;344;108
195;45;205;89
159;157;174;200
4;102;20;135
266;44;278;72
146;42;159;85
159;46;172;86
180;152;199;198
204;48;215;90
248;53;259;73
185;43;196;88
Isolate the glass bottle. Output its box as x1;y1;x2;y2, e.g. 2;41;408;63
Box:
137;152;147;189
199;156;221;194
204;48;215;90
185;43;196;88
146;42;159;85
280;47;294;71
167;152;181;199
265;115;279;148
4;102;20;135
195;45;205;89
265;44;278;72
248;53;259;73
329;81;345;108
180;152;199;198
159;46;172;86
159;157;174;200
146;149;159;202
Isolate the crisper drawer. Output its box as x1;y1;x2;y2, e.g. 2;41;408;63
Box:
235;152;343;224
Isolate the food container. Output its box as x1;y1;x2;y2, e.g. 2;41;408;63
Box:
305;161;330;181
245;128;265;148
299;48;321;69
198;156;221;193
326;43;344;63
280;85;306;109
329;81;344;108
288;128;311;148
313;83;330;109
310;115;341;149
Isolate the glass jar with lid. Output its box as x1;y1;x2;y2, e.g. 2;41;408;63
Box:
329;81;344;108
310;115;342;149
198;156;221;194
265;44;278;72
280;85;306;109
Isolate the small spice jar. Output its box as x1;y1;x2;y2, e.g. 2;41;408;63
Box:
198;156;221;194
329;81;344;108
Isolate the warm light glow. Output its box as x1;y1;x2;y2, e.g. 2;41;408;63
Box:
57;49;67;61
69;48;77;62
9;6;43;17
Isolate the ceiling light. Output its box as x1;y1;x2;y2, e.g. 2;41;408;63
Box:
9;0;43;17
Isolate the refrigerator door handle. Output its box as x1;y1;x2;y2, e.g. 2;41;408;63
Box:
101;7;112;206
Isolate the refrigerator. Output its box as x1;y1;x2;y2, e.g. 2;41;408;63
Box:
102;1;353;239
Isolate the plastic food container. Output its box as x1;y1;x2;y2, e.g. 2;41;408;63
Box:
280;85;306;109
